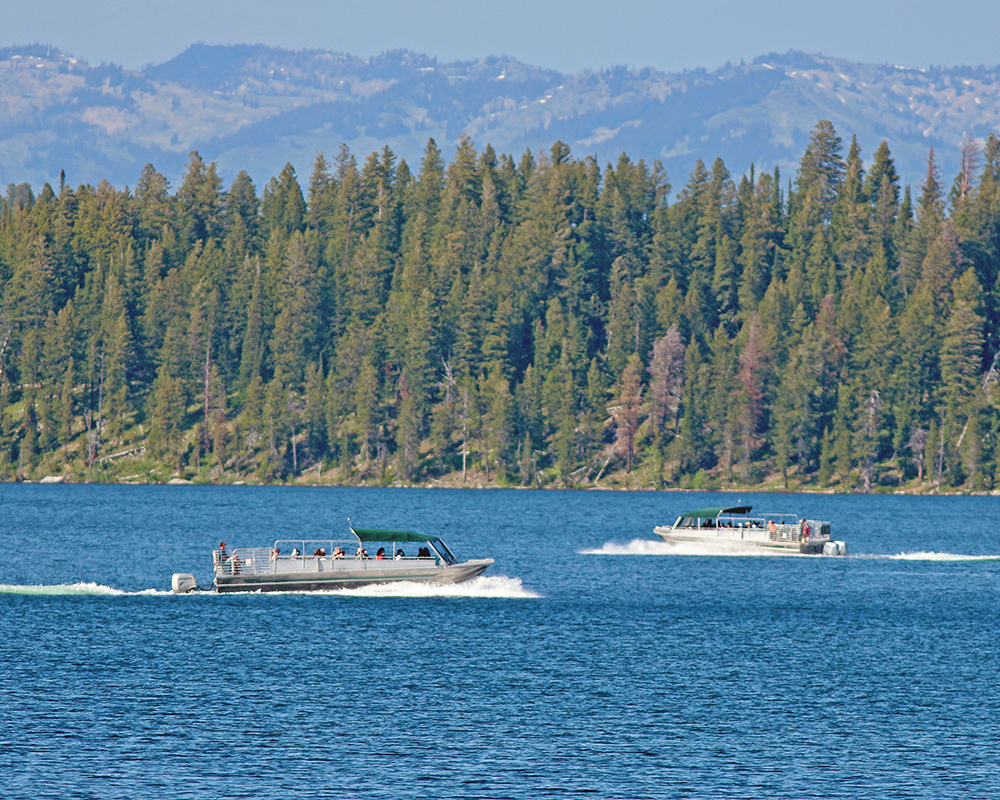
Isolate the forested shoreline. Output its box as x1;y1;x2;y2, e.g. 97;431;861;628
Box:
1;121;998;491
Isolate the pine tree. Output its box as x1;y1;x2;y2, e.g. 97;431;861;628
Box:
483;370;515;482
270;232;319;390
134;164;173;246
648;324;685;442
901;149;945;293
227;171;260;243
733;314;766;479
608;353;644;474
939;269;985;462
176;151;225;245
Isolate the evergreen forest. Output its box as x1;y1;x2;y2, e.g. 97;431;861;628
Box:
2;121;998;491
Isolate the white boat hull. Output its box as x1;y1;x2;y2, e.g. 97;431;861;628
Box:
654;526;827;554
213;557;494;593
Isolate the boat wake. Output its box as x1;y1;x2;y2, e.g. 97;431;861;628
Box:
881;551;1000;562
323;574;540;598
1;575;540;598
581;542;1000;562
0;575;542;599
581;538;784;557
0;582;170;596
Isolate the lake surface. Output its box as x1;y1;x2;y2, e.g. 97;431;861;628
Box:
2;485;999;799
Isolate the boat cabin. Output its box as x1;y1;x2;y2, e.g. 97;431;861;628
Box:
672;505;805;530
213;527;459;577
670;505;831;542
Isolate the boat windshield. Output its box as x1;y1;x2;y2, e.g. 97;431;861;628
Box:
428;538;457;565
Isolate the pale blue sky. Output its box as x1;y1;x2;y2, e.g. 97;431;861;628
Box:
8;0;998;73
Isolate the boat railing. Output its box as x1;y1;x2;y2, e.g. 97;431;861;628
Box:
714;515;769;530
214;546;443;575
274;539;356;554
706;514;831;543
215;547;274;576
764;519;831;543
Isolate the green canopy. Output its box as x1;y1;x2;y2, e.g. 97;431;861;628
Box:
679;505;753;518
351;527;436;543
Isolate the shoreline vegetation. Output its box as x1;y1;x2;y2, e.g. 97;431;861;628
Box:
22;458;1000;494
24;473;1000;495
3;121;1000;495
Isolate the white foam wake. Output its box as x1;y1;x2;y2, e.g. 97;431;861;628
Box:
327;574;540;598
0;582;171;596
1;576;541;598
883;551;1000;562
580;543;1000;561
581;538;782;557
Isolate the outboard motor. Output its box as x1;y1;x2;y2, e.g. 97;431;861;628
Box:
171;573;198;594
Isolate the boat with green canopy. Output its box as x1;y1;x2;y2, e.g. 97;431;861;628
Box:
172;522;494;593
653;505;846;555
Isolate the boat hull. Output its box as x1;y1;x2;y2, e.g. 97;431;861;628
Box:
214;558;494;593
654;526;825;554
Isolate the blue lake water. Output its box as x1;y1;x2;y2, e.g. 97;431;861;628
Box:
2;485;999;799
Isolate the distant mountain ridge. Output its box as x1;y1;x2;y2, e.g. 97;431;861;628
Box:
2;43;998;191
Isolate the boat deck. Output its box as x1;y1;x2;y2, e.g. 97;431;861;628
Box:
217;547;444;577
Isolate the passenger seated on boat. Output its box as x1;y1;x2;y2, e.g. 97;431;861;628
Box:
291;548;301;557
418;547;431;559
313;548;326;557
333;546;345;559
355;546;368;560
375;547;386;560
395;549;405;560
271;547;280;561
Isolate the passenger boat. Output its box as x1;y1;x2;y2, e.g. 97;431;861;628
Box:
171;524;494;593
653;505;846;555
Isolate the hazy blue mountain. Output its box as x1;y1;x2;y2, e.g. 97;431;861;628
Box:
2;43;997;191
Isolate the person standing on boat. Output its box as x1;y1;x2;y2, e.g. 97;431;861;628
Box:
213;541;229;567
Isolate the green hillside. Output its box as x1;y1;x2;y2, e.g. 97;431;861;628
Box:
1;122;997;492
